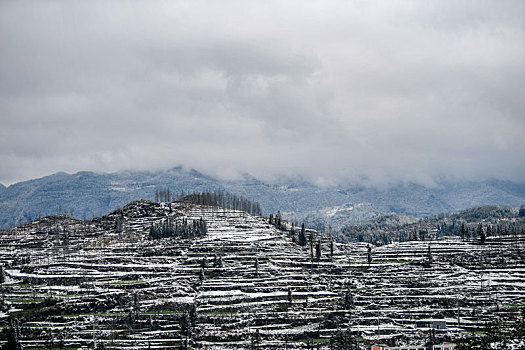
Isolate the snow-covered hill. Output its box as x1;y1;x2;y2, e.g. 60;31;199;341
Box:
1;201;524;348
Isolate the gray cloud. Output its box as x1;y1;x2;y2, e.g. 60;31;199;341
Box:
1;0;524;186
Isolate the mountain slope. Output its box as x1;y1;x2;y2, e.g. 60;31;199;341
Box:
1;200;525;348
0;167;223;228
1;167;524;229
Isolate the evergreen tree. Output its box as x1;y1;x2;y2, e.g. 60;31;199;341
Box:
0;265;5;284
179;312;191;337
4;317;23;350
199;268;205;284
276;210;282;228
114;215;123;233
315;240;321;262
251;329;261;348
478;224;486;245
189;303;198;328
288;288;293;306
214;255;223;268
298;223;307;246
367;245;372;265
132;292;140;317
343;288;354;310
309;234;314;261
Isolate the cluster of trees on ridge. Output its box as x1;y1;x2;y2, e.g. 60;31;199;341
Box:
339;205;525;246
150;218;207;239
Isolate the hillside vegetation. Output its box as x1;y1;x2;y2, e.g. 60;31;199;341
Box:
1;200;524;349
338;205;524;245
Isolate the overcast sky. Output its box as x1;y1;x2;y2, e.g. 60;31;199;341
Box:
1;1;524;186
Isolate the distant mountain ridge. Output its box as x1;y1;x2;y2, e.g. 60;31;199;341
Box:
0;167;524;229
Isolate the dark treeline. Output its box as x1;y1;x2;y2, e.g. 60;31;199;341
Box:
179;191;262;216
340;220;525;247
339;205;525;246
150;218;207;239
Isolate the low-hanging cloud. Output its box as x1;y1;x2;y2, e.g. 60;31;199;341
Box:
1;0;524;186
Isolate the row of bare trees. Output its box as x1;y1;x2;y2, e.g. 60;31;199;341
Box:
153;188;263;217
179;191;262;216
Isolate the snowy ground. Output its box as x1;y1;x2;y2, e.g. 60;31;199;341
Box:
0;200;524;349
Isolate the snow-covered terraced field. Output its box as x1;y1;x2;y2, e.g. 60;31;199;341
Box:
0;200;524;349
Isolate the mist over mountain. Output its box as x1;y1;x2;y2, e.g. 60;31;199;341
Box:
1;167;524;230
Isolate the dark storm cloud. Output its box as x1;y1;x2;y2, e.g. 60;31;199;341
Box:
1;1;524;186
